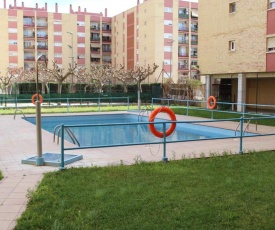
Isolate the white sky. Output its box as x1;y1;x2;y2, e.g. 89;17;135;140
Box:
3;0;198;17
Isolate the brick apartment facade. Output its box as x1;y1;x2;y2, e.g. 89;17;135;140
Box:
198;0;275;110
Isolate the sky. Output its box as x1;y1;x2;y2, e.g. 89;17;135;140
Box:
3;0;198;17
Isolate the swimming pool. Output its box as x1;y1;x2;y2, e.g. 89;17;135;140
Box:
24;113;244;147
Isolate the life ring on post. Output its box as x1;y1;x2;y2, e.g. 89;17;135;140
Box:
31;94;43;105
207;96;216;110
148;106;177;138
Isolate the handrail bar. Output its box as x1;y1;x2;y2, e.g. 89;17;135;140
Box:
53;125;80;147
13;109;26;120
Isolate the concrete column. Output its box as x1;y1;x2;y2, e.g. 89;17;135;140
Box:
237;73;246;112
205;75;211;100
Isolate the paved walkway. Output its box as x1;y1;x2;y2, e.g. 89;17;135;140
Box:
1;111;275;229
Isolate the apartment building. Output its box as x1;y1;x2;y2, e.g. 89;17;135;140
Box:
113;0;198;83
0;0;197;85
198;0;275;110
0;0;112;75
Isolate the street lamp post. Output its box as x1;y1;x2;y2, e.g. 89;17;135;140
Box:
35;55;46;166
67;31;74;93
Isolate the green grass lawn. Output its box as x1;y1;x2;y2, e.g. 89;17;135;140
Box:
14;151;275;229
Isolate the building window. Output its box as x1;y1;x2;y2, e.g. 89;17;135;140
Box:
54;42;62;47
164;20;173;26
164;33;173;39
267;37;275;52
8;28;18;33
9;52;17;56
270;0;275;9
8;40;17;45
229;2;236;13
77;21;85;26
164;7;172;13
54;32;62;36
77;32;85;37
229;40;235;51
54;53;62;58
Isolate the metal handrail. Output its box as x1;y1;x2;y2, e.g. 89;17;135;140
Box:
138;105;152;122
13;109;26;120
235;118;252;136
53;125;80;147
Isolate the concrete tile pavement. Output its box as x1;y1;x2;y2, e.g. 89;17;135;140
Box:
0;112;275;229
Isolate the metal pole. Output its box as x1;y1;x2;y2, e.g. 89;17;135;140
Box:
36;55;44;166
162;123;168;162
67;32;74;93
239;116;244;154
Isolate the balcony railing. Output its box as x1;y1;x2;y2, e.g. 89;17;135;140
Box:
37;23;48;27
178;53;188;57
37;45;48;50
23;23;35;27
24;45;35;49
178;40;188;44
178;65;188;70
102;37;111;42
91;37;100;41
91;58;100;63
178;27;189;32
91;26;100;30
24;57;35;61
191;40;198;45
179;13;189;19
102;49;112;52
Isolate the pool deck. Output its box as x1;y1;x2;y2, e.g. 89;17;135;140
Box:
1;111;275;229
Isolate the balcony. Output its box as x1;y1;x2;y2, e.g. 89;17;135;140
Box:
191;40;198;45
178;65;188;70
178;53;188;58
37;45;48;50
24;56;35;61
178;27;189;32
179;13;189;19
102;48;111;53
91;47;100;52
37;34;48;40
91;58;100;63
24;45;35;50
102;36;111;43
178;40;188;44
91;37;100;42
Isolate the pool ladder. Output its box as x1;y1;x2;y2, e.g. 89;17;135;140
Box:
234;119;252;136
13;109;26;120
53;125;80;147
138;105;152;122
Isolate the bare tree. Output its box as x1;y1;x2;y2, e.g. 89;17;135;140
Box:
128;63;159;110
0;67;24;94
113;65;133;93
45;61;78;94
84;64;114;93
24;63;52;94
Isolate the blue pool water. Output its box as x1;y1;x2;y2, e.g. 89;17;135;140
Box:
24;113;241;147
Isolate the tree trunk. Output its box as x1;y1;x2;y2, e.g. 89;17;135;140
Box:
58;82;62;94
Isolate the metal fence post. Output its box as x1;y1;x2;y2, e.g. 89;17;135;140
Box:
98;98;100;112
162;122;168;162
186;100;189;116
239;117;244;154
60;124;65;170
127;97;129;111
66;98;69;113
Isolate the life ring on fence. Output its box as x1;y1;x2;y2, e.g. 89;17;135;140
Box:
31;94;43;105
148;106;177;138
207;96;216;110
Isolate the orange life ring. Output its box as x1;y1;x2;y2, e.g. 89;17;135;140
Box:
148;106;177;138
31;94;43;105
207;96;216;110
